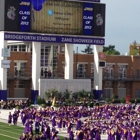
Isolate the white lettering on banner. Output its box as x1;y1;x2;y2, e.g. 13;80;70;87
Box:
19;11;30;26
37;36;56;41
84;26;92;29
94;39;104;44
73;38;93;43
83;15;93;31
19;11;30;15
5;34;37;40
61;38;72;43
84;7;93;11
22;16;27;20
85;21;91;24
4;34;105;45
83;16;93;20
20;2;30;6
21;21;29;25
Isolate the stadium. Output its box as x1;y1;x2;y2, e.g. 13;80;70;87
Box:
0;0;140;140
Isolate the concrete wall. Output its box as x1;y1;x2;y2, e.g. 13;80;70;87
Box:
118;89;126;99
39;79;91;98
14;88;25;98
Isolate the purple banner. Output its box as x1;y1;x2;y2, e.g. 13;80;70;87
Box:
19;0;31;32
4;32;105;45
83;3;94;35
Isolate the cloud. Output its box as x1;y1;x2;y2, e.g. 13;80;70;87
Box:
31;0;46;11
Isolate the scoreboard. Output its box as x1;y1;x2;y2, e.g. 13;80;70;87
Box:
2;0;105;37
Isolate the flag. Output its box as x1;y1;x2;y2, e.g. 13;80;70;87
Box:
52;97;56;106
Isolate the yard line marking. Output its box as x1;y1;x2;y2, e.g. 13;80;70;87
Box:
0;133;18;140
0;128;21;135
0;125;23;132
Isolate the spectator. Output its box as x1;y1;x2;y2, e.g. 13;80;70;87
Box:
44;68;48;78
82;68;86;78
0;99;31;109
41;68;44;77
48;70;52;78
15;68;18;77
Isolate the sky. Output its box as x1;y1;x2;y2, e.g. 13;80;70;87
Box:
74;0;140;55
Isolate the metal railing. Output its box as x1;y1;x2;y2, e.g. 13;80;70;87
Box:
7;72;140;81
40;73;91;79
7;72;31;79
103;74;140;81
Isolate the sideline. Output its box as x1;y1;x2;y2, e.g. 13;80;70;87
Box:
0;125;24;132
0;133;18;140
0;128;21;135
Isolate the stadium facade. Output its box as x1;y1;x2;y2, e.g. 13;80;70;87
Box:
6;43;140;99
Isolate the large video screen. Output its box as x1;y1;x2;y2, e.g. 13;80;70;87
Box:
4;0;105;37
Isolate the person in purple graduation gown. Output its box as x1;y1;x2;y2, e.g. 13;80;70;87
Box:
69;128;74;140
8;112;12;126
78;111;82;118
127;129;132;140
51;116;56;128
110;129;115;140
55;137;60;140
40;133;45;140
131;129;137;140
121;128;128;140
67;122;72;133
13;111;18;125
107;129;111;140
35;134;40;140
137;129;140;140
76;119;82;130
51;131;57;140
87;135;93;140
41;118;47;133
116;127;121;140
42;126;47;140
28;121;33;136
95;129;101;140
45;124;51;140
89;126;95;139
62;118;66;130
21;113;27;125
20;133;26;140
83;131;88;139
57;117;62;130
35;119;40;134
79;130;84;140
76;130;82;140
27;133;33;140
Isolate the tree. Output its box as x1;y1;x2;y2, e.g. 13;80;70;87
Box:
46;89;60;100
81;44;93;54
129;41;139;56
63;89;71;99
103;45;120;55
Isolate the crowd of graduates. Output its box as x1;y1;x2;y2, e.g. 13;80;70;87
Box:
6;102;140;140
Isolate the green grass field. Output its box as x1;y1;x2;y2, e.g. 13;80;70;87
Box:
0;122;65;140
